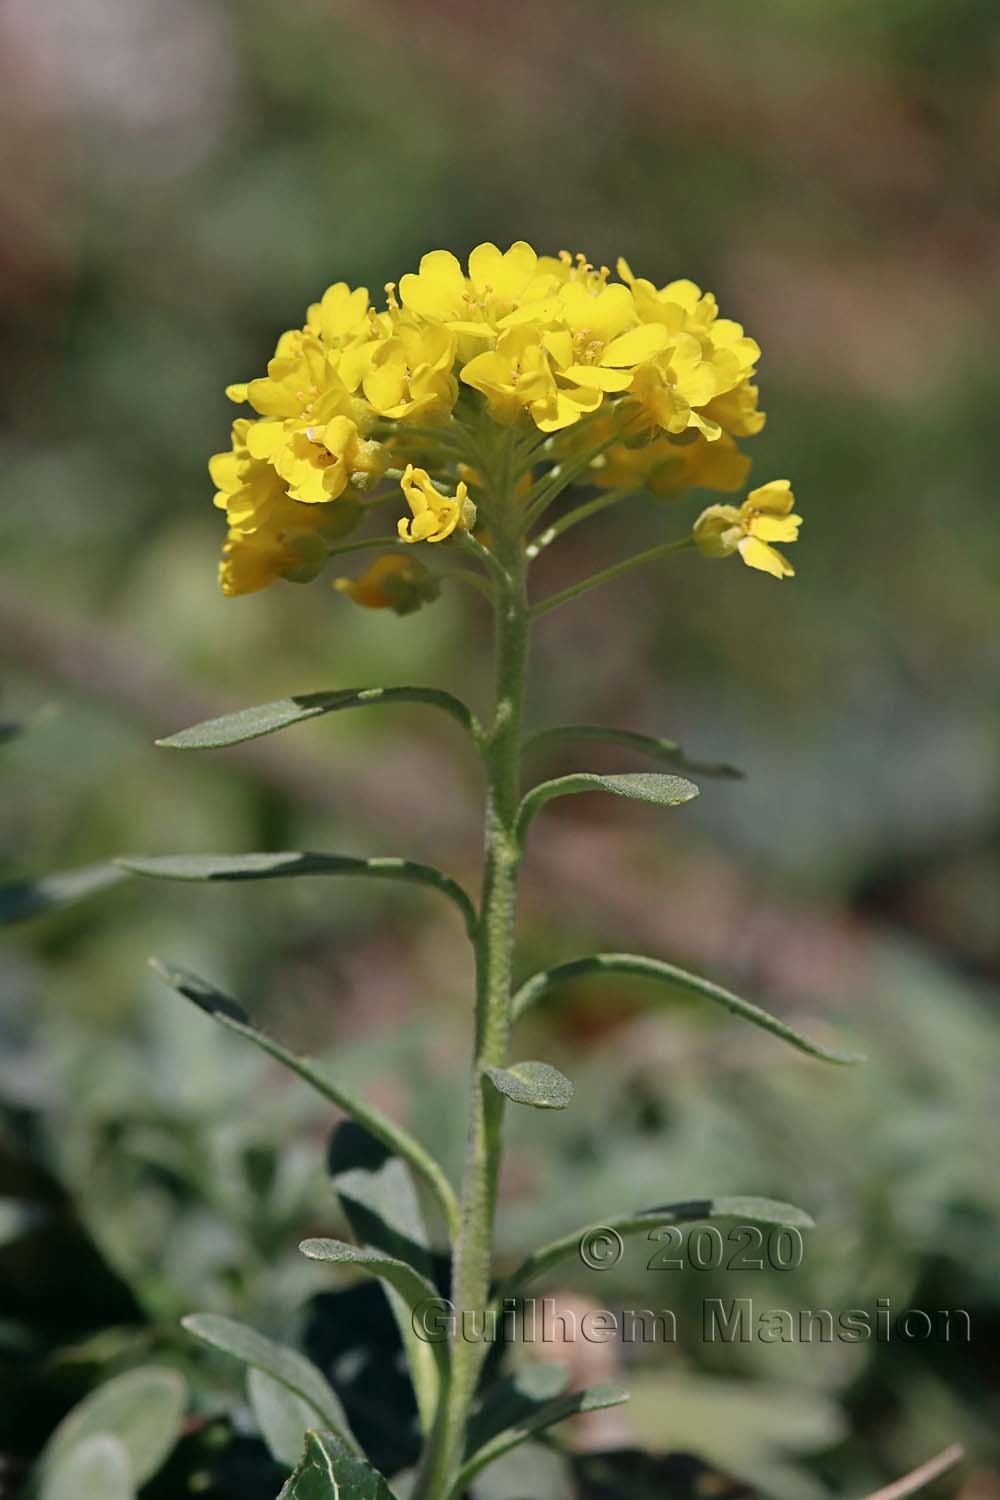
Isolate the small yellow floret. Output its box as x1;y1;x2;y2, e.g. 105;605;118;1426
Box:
397;465;476;544
693;480;802;579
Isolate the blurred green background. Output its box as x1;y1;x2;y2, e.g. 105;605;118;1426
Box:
2;0;999;1496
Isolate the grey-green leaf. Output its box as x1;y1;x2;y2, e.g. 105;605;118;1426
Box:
150;959;460;1239
500;1196;814;1294
121;851;477;937
298;1240;440;1319
182;1313;358;1455
297;1241;448;1380
35;1365;186;1491
278;1430;395;1500
511;952;863;1065
0;862;127;926
524;723;743;780
156;686;478;749
466;1363;570;1457
248;1369;326;1471
484;1061;574;1110
516;771;698;841
328;1124;439;1433
449;1384;629;1497
40;1435;133;1500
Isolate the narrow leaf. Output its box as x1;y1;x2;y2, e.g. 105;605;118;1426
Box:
183;1313;358;1455
500;1196;815;1294
279;1430;394;1500
328;1123;440;1434
299;1240;448;1382
0;862;127;926
248;1368;327;1471
150;960;460;1239
299;1241;441;1334
524;723;743;780
121;851;477;938
516;771;698;841
40;1435;133;1500
484;1061;574;1110
35;1365;186;1490
511;952;863;1064
156;686;478;749
466;1363;570;1457
449;1384;629;1497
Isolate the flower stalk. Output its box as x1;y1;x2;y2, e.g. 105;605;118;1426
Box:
418;472;531;1500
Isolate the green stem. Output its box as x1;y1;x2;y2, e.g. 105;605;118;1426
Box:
530;535;694;617
417;496;530;1499
526;485;635;559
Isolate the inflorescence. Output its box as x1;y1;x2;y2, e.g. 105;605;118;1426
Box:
211;243;801;604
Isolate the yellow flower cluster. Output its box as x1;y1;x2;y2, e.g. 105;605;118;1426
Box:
211;241;790;597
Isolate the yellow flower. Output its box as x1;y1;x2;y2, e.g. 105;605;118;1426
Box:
595;431;752;498
335;553;441;614
305;282;371;345
363;323;457;422
700;379;767;438
460;326;557;425
693;480;802;578
397;464;476;543
213;243;784;599
219;527;328;597
210;419;362;596
271;415;384;505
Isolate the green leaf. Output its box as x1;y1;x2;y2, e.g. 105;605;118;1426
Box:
524;724;743;780
511;953;863;1065
183;1313;358;1455
156;686;478;749
299;1241;440;1327
449;1384;629;1497
0;862;127;926
248;1368;326;1471
40;1435;133;1500
35;1365;186;1491
298;1239;448;1382
328;1123;440;1434
120;851;477;938
500;1196;815;1294
278;1430;395;1500
150;959;460;1239
516;771;698;841
466;1363;570;1457
484;1061;574;1110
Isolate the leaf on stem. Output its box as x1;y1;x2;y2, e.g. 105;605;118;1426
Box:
448;1384;630;1497
511;952;863;1064
465;1363;570;1457
484;1061;574;1109
121;851;477;939
248;1369;328;1472
328;1123;441;1433
298;1240;448;1381
149;959;460;1238
34;1365;187;1493
0;862;127;926
516;772;698;842
155;686;479;749
524;723;743;780
39;1435;133;1500
182;1314;359;1455
278;1430;395;1500
500;1196;814;1294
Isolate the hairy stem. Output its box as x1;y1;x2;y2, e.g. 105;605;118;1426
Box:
418;493;529;1499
